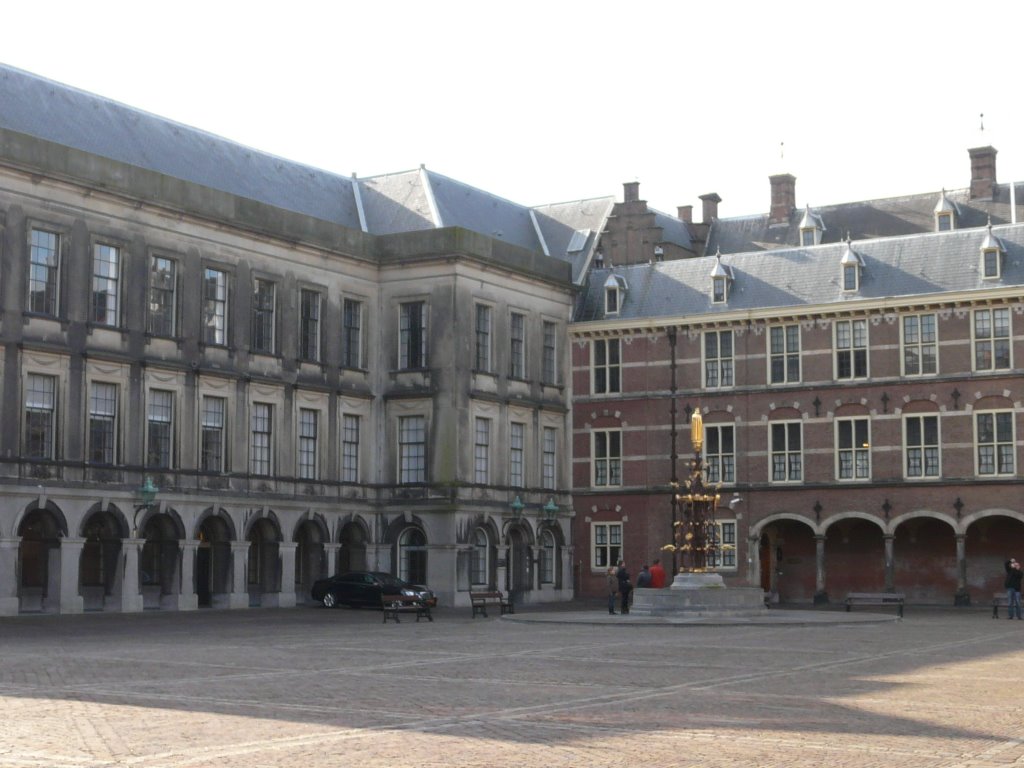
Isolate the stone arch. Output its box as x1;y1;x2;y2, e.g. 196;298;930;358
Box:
890;510;957;535
79;505;130;610
247;515;282;606
16;506;64;612
821;512;886;536
195;510;234;607
891;511;958;602
750;512;819;538
78;502;130;538
960;508;1024;532
194;507;237;542
243;509;282;541
12;499;68;540
140;509;184;607
504;521;534;597
823;513;887;596
963;510;1024;602
384;513;425;545
394;524;428;585
464;515;500;590
135;505;186;541
338;516;371;573
294;515;329;602
537;523;562;589
753;513;817;601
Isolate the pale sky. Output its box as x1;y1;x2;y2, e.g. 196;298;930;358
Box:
3;1;1021;219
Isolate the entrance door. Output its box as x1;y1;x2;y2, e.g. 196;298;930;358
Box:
509;528;530;597
196;545;211;607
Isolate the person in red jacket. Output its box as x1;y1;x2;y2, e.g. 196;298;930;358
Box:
649;558;667;589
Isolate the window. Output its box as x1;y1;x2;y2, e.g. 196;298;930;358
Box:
342;299;362;368
200;396;225;473
399;301;427;369
474;417;490;484
24;374;56;459
471;528;488;586
902;314;937;376
983;249;1000;278
91;243;120;326
299;289;321;362
770;421;802;482
976;411;1015;476
705;424;735;484
708;521;737;570
605;285;619;314
28;228;60;316
399;415;426;483
974;308;1011;371
146;390;174;469
801;229;815;246
769;325;800;384
252;279;275;354
88;382;117;464
542;321;557;384
593;522;622;569
835;319;868;379
712;276;727;304
540;529;555;584
836;417;870;480
937;212;953;231
203;268;228;345
398;528;427;585
592;338;621;394
593;429;622;487
510;421;524;487
509;312;525;378
298;408;319;480
250;402;273;476
341;414;360;483
905;414;939;478
542;427;556;489
704;330;734;388
475;304;492;372
148;256;177;336
843;263;859;291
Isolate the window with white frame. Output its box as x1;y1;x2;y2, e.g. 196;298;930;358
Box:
399;415;426;483
902;313;937;375
24;374;57;459
982;247;1001;278
298;408;319;480
148;256;177;337
146;390;174;469
399;301;427;369
542;321;557;384
510;421;525;487
299;289;321;362
904;414;939;478
705;424;735;484
250;402;273;476
200;395;225;473
342;298;362;368
91;243;120;327
843;263;859;292
471;528;489;586
605;283;620;314
474;417;490;484
836;417;870;480
251;278;276;354
540;529;555;583
592;338;621;394
88;382;117;465
475;304;492;372
937;212;953;232
708;520;737;570
704;330;734;388
712;276;728;304
770;421;802;482
398;528;427;584
341;414;360;483
974;308;1011;371
203;268;228;346
976;411;1015;476
592;522;622;569
510;312;525;378
835;319;868;379
769;325;800;383
593;429;622;487
542;427;556;489
28;228;60;317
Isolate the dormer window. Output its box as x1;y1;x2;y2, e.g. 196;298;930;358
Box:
937;212;953;232
840;239;862;293
603;274;627;315
934;190;958;232
980;223;1004;279
798;205;824;246
801;229;815;246
709;252;733;304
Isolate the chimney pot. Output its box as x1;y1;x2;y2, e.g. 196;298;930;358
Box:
678;205;693;224
769;174;797;224
969;146;998;200
699;193;722;224
623;181;640;203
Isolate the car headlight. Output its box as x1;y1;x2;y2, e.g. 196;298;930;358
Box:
401;588;416;597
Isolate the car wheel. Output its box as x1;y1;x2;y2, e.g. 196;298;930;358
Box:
322;592;337;609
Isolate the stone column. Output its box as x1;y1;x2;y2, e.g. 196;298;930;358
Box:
228;541;250;609
747;534;760;588
177;539;199;611
954;534;970;606
323;543;341;578
277;542;297;608
495;544;509;592
119;538;145;613
59;537;85;614
559;545;572;594
812;534;828;605
883;534;895;592
0;538;20;615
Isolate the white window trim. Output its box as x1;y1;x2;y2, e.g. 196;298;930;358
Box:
708;520;738;571
900;313;939;377
769;420;803;484
591;428;622;487
971;307;1013;372
974;409;1016;477
591;338;621;395
767;324;801;384
902;413;941;480
590;520;623;572
474;302;494;373
702;329;735;390
981;248;1001;279
835;416;872;481
833;319;870;380
704;423;735;485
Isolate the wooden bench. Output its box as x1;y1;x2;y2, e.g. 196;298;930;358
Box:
469;590;513;618
845;592;904;617
992;591;1019;618
382;594;433;623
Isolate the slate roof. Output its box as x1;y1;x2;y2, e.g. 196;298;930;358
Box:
576;222;1024;324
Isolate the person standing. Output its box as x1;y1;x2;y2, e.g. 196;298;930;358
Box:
616;560;632;614
606;566;618;615
649;558;666;589
1005;558;1023;619
636;564;652;588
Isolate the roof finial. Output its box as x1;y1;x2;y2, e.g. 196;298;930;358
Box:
780;141;785;161
980;112;985;133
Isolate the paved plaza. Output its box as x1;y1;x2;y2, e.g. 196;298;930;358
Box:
0;603;1022;767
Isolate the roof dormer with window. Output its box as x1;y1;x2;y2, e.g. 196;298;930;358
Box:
934;189;958;232
840;238;863;293
980;222;1004;280
798;205;825;246
604;273;627;315
710;252;733;304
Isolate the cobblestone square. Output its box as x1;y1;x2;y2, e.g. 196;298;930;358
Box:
0;606;1021;767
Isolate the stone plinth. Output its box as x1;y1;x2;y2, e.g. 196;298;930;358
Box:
630;585;766;617
671;572;725;589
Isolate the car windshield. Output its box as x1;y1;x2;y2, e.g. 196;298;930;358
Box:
375;573;407;587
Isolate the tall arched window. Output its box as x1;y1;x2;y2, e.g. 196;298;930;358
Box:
470;528;488;586
540;529;556;584
399;528;427;584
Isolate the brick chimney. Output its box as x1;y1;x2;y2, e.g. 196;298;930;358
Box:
769;174;796;224
699;193;721;224
623;181;640;203
969;146;998;200
677;205;693;224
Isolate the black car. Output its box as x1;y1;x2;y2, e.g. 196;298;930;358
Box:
311;571;437;609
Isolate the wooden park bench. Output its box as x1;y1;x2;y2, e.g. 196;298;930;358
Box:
469;590;514;618
845;592;904;617
382;594;433;623
992;591;1016;618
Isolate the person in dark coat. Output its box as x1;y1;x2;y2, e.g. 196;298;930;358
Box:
1005;558;1022;619
606;567;618;615
616;560;632;614
636;564;652;588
